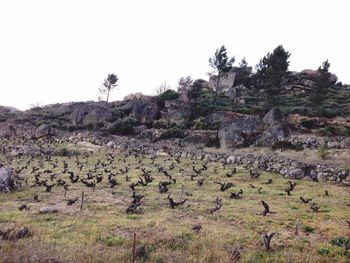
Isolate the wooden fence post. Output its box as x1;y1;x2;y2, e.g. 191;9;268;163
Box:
132;233;136;263
80;192;84;211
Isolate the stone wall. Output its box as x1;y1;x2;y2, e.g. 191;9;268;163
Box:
106;139;350;185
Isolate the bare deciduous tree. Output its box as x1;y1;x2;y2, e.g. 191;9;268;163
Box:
154;82;170;96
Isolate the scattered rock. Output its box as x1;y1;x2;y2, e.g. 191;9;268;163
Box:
106;141;116;148
39;207;58;214
0;167;18;193
35;124;53;138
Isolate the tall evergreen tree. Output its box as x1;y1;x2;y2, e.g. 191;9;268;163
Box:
309;60;332;114
238;57;252;86
256;45;290;111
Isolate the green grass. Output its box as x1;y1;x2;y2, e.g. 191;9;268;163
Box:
0;144;349;263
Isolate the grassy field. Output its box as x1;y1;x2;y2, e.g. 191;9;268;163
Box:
0;144;349;263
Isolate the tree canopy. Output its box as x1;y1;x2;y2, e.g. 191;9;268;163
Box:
100;73;118;103
256;45;291;111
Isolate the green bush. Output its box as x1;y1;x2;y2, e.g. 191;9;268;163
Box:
108;116;139;135
153;119;170;129
102;236;125;247
316;125;350;137
111;109;125;122
303;225;315;233
330;236;350;248
317;143;329;160
159;90;179;101
205;136;220;148
160;127;186;139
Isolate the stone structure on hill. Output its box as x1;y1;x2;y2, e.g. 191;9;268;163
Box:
208;67;251;103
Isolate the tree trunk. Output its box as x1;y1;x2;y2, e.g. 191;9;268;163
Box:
212;72;221;105
106;89;110;103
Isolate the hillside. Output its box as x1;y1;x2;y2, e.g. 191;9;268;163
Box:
0;68;350;263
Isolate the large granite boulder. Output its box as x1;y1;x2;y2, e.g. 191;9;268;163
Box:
218;114;262;149
124;92;145;101
140;99;159;124
255;107;291;146
117;98;159;124
160;100;190;122
131;101;149;119
205;111;237;126
255;124;291;146
182;130;218;145
224;84;247;103
218;108;291;149
0;167;17;193
262;107;285;125
71;103;112;126
301;69;338;84
35;124;53;138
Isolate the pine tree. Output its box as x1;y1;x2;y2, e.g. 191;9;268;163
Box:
309;60;332;114
256;45;290;111
99;73;118;103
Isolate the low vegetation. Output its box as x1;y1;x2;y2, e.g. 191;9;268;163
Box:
0;142;349;263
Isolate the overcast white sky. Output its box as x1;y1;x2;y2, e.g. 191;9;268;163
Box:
0;0;349;110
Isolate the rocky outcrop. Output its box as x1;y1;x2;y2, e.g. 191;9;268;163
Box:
124;92;145;101
182;130;218;145
0;123;34;139
35;124;53;138
160;100;190;122
140;99;159;124
262;107;285;125
117;98;159;124
224;84;247;103
255;107;291;146
0;167;18;193
255;124;291;146
218;108;291;149
205;111;237;125
218;114;262;149
301;69;338;84
0;106;19;122
71;103;112;126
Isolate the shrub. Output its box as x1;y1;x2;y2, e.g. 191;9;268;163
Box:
153;119;170;129
68;125;76;132
316;125;350;137
159;90;179;101
160;127;186;139
205;136;220;148
111;109;125;122
303;225;315;233
108;116;139;135
317;143;329;160
330;236;350;248
191;119;221;130
102;236;125;247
